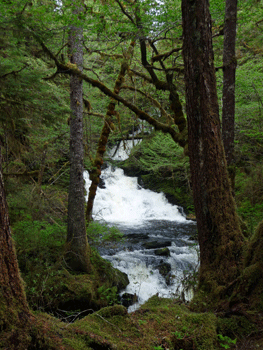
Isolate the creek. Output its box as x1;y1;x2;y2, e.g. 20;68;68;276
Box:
84;142;198;312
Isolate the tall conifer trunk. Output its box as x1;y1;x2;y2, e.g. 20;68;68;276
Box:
66;1;91;272
222;0;238;188
0;147;32;346
182;0;243;301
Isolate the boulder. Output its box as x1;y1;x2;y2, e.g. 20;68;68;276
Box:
154;247;171;257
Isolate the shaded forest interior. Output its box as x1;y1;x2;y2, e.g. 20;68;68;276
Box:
1;0;263;348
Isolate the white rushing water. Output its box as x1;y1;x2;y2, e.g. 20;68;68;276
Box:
84;166;186;226
84;166;198;311
84;140;198;311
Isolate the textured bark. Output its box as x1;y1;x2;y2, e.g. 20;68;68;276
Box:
182;0;243;297
86;41;135;222
222;0;238;187
66;2;91;272
0;147;32;343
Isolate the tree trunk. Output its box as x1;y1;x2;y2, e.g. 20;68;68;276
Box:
0;147;32;347
222;0;238;188
182;0;243;301
66;2;91;272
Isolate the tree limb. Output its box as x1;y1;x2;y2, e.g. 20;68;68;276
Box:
37;39;187;147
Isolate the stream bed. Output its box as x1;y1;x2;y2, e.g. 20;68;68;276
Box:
84;165;199;311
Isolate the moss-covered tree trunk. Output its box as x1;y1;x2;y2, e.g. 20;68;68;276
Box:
182;0;243;301
222;0;238;188
86;40;135;222
66;1;91;272
0;147;33;347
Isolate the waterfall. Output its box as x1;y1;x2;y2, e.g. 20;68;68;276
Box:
84;141;198;311
84;166;186;226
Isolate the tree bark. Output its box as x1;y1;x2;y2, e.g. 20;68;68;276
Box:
0;146;32;346
222;0;238;188
182;0;243;300
66;2;91;272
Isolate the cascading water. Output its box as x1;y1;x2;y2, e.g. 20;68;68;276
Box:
84;141;198;312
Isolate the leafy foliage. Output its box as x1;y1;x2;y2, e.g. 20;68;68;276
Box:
86;221;124;244
13;215;66;251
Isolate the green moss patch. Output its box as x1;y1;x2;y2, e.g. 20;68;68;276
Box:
63;296;220;350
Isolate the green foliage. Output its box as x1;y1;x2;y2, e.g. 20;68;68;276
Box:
173;330;184;339
217;334;237;349
13;215;66;251
97;285;119;305
86;221;124;244
235;165;263;233
129;132;186;173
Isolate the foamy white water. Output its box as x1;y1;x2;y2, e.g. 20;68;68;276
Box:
84;167;187;225
84;142;198;311
103;242;198;312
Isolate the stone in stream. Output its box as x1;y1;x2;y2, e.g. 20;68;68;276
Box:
142;241;172;249
120;293;138;307
156;262;171;279
154;247;170;257
127;233;149;244
165;271;176;286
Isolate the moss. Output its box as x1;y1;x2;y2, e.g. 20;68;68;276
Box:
18;246;128;315
96;305;127;318
65;295;220;350
1;296;261;350
230;220;263;311
216;315;257;339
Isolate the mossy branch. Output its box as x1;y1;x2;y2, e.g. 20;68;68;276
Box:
38;39;186;147
151;47;182;63
121;85;173;124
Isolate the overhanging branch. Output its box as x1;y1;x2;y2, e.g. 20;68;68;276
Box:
39;39;187;147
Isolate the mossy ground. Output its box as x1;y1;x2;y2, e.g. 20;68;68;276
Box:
3;295;262;350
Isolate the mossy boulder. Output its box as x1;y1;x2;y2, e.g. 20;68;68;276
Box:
19;247;129;314
154;247;170;256
64;295;220;350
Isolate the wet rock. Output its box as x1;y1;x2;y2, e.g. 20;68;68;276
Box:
120;293;138;308
189;234;198;241
142;241;172;249
98;178;106;189
156;262;171;279
127;233;149;240
154;247;170;257
165;271;176;286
